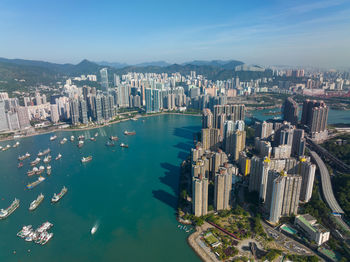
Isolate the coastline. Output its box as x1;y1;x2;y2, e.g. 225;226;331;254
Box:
0;112;201;143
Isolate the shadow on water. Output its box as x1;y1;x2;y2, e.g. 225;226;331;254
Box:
178;151;189;160
173;127;195;141
174;142;192;151
152;189;178;210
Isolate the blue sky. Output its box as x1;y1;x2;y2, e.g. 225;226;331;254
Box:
0;0;350;67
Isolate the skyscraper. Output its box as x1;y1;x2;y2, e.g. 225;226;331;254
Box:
79;98;88;124
70;99;80;125
214;167;232;211
301;100;329;140
192;175;208;217
117;85;130;107
299;159;316;202
283;97;299;125
100;68;109;93
232;130;246;161
201;128;220;151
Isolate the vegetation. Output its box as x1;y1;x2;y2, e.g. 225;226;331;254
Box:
261;249;282;261
333;173;350;218
285;254;319;262
322;134;350;165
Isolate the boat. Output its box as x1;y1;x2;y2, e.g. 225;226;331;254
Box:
110;136;119;141
17;225;32;238
18;152;31;161
90;137;96;141
2;145;11;151
27;169;36;176
81;156;92;163
120;143;129;148
131;118;137;121
17;222;54;245
0;199;20;219
106;141;115;147
124;130;136;135
47;165;51;175
30;158;41;166
60;138;67;144
94;132;98;137
13;141;20;148
78;135;85;140
51;186;67;203
36;166;45;175
18;162;24;168
26;176;45;189
55;153;62;160
43;155;52;164
77;140;84;148
91;224;98;235
70;135;75;142
29;194;44;211
50;135;57;141
38;148;50;157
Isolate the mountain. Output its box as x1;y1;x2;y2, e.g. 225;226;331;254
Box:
97;61;128;69
183;59;244;69
134;61;170;67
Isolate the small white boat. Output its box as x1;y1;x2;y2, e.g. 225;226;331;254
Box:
91;224;98;235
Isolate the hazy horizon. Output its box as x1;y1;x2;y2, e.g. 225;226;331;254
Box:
1;0;350;68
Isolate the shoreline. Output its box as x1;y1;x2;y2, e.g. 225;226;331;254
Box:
0;112;201;143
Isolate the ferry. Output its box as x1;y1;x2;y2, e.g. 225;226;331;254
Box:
106;141;115;147
0;199;20;219
51;186;67;203
29;194;44;211
70;135;75;142
13;141;20;148
81;156;92;163
50;135;57;141
43;155;52;164
78;135;85;140
18;152;31;161
2;145;11;151
38;148;50;157
60;138;67;144
120;143;129;148
26;176;45;189
124;130;136;135
18;162;24;168
77;140;84;148
47;165;52;175
110;136;119;141
55;153;62;160
30;158;41;166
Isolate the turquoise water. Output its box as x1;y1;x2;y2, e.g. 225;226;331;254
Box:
0;114;201;262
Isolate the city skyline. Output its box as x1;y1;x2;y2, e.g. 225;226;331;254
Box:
0;0;349;68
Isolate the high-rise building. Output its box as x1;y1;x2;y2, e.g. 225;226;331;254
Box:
299;159;316;202
301;100;329;139
145;88;160;113
79;99;88;124
283;97;298;125
255;121;274;139
292;129;305;157
249;157;270;201
192;175;208;217
201;128;220;151
232;130;246;161
117;85;130;107
113;74;120;87
70;99;80;125
50;104;60;123
214;167;232;211
100;68;109;93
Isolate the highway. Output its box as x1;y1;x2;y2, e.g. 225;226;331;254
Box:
309;150;344;214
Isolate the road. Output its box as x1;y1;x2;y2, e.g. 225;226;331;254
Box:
309;150;344;214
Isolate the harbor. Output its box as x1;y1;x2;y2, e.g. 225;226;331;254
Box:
0;114;201;262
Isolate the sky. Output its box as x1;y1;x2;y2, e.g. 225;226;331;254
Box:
0;0;350;68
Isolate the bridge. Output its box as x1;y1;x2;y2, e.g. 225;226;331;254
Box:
307;138;350;172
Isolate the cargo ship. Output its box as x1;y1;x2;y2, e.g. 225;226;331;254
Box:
0;198;20;219
13;141;20;148
60;138;67;144
110;136;119;141
27;176;45;189
18;152;31;161
47;165;52;175
55;153;62;160
120;143;129;148
43;155;52;164
38;148;50;157
50;135;57;141
81;156;92;163
51;186;67;203
124;130;136;135
29;194;44;211
30;158;41;166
